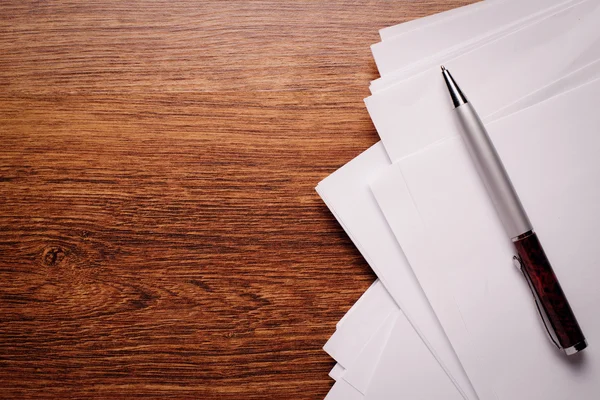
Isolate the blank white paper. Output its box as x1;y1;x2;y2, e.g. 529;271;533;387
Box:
371;78;600;399
342;311;398;394
325;379;364;400
323;279;396;368
329;363;345;381
366;0;600;164
364;309;464;400
317;143;476;399
372;0;576;76
370;0;581;94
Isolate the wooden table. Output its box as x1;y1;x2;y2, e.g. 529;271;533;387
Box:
0;1;473;398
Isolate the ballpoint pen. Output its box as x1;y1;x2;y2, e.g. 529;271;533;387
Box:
441;65;587;355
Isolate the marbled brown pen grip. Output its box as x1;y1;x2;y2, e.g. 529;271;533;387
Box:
514;232;586;351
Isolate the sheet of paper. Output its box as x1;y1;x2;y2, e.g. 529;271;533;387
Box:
378;1;488;41
326;310;463;400
369;0;581;94
487;58;600;121
366;0;600;163
336;279;386;330
325;379;364;400
327;280;398;378
372;0;575;76
371;78;600;399
342;311;398;394
323;279;397;368
317;143;476;399
329;363;345;381
364;309;464;400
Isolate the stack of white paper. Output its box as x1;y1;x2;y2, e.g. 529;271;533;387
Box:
317;0;600;398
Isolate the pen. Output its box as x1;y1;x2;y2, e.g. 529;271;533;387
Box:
441;66;587;355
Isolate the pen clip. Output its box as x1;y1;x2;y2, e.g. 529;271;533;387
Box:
513;255;561;350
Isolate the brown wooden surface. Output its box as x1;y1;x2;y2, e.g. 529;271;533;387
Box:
0;1;473;399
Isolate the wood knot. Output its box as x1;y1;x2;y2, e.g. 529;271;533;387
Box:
42;246;66;267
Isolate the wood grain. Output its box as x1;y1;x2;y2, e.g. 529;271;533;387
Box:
0;1;474;399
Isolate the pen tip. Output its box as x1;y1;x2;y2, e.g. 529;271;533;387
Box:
441;65;446;71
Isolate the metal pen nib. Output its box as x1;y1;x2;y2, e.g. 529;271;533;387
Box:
441;65;468;108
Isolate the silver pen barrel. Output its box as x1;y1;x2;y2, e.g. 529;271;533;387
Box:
441;66;532;239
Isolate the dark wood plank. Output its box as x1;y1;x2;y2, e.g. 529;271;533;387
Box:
0;1;474;399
